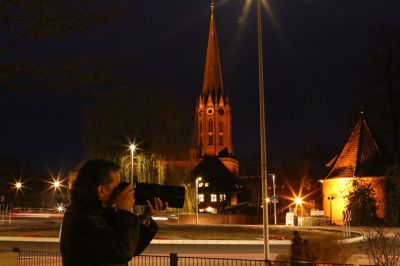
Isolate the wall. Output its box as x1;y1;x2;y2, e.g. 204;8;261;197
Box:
322;176;385;225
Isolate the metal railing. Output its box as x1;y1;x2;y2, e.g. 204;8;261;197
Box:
0;249;358;266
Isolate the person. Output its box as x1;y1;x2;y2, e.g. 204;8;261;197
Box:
290;230;306;265
60;159;165;266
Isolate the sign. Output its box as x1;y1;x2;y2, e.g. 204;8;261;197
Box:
271;195;279;204
343;210;352;222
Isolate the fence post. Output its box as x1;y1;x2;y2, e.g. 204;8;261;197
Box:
170;253;178;266
12;247;20;260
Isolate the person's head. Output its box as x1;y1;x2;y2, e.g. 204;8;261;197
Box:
71;159;121;206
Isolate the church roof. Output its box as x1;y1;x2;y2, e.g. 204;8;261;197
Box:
326;114;381;178
191;156;237;192
201;2;224;98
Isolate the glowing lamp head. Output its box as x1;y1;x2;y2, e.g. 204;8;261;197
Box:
129;144;136;152
53;181;60;188
295;197;302;205
15;182;22;190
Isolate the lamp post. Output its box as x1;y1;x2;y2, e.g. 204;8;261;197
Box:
272;174;277;225
327;195;334;223
195;177;202;224
257;0;270;260
129;144;136;185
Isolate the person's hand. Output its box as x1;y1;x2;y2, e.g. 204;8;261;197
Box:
141;197;168;226
114;185;134;212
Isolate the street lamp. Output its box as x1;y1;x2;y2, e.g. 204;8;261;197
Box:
327;195;335;223
195;177;202;224
129;143;137;185
257;0;270;260
272;174;277;225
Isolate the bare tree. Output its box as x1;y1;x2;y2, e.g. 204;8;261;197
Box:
361;227;400;266
0;0;134;95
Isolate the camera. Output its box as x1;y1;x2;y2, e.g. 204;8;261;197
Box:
115;182;185;208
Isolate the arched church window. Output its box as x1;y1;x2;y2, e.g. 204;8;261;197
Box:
208;133;213;145
208;119;213;132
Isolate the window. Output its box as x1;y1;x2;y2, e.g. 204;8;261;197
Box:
219;121;223;132
211;194;217;202
219;194;226;202
208;119;213;132
199;194;204;202
198;182;203;188
205;182;209;187
208;134;213;145
199;208;204;213
219;134;223;145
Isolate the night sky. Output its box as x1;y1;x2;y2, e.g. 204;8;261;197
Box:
1;0;400;175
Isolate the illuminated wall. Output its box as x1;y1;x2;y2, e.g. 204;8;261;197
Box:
322;177;385;225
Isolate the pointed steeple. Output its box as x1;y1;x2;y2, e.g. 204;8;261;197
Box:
202;1;223;97
326;113;380;178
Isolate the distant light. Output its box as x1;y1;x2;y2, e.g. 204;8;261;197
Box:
266;197;270;203
50;178;63;191
56;205;65;213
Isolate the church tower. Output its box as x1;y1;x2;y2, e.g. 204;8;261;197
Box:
191;1;238;176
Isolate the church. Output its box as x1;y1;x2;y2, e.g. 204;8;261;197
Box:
168;2;239;214
190;2;239;214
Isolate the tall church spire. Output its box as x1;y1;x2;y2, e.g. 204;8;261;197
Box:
202;1;223;96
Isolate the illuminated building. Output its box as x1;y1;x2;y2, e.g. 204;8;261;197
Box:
322;113;386;225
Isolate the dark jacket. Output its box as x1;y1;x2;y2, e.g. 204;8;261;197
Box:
60;201;158;266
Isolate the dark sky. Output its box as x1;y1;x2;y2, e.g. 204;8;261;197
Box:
1;0;400;174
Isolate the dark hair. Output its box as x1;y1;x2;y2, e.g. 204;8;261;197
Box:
70;159;120;205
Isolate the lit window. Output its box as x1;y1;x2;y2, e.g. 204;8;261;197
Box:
219;194;226;202
205;182;209;187
211;194;217;202
206;206;217;214
199;208;204;212
198;182;203;187
199;194;204;202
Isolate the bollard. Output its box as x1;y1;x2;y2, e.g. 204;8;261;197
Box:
170;253;178;266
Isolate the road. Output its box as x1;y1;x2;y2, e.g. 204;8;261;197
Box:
0;239;289;259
